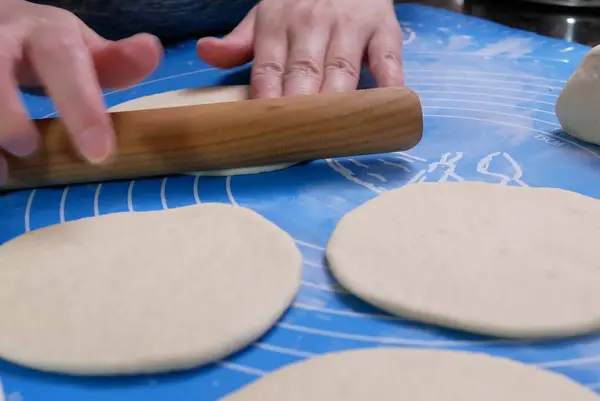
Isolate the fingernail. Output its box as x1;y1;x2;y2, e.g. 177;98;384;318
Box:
198;36;222;47
76;127;115;164
3;132;38;158
126;33;160;48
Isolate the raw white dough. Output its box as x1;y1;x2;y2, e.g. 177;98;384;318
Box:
109;86;297;176
327;182;600;339
109;86;251;112
556;45;600;145
221;348;600;401
0;204;302;375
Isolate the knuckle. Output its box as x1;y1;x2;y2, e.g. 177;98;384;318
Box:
326;56;358;78
286;59;321;77
257;7;284;30
33;26;79;53
27;13;81;53
0;29;24;60
257;12;279;31
296;7;321;27
47;5;79;20
337;12;360;26
255;1;285;31
329;85;346;93
29;3;81;25
377;48;402;66
252;61;285;78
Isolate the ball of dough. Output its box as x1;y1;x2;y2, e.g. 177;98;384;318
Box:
327;182;600;339
556;45;600;145
222;348;600;401
0;204;302;375
109;86;297;176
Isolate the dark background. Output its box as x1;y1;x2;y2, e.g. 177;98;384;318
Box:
401;0;600;46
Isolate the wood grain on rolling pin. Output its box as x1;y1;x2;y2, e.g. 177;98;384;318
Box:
2;87;423;190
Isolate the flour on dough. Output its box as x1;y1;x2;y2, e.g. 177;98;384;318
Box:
109;86;297;176
327;182;600;339
556;45;600;145
221;348;600;401
0;204;302;375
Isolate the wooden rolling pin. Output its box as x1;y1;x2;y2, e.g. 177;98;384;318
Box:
2;87;423;191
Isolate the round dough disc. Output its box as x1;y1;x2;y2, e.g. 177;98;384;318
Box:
556;45;600;145
0;204;302;375
327;182;600;338
109;86;297;176
222;348;599;401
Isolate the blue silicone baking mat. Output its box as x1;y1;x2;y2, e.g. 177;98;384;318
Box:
1;3;599;400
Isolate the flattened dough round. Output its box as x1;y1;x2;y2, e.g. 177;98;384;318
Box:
109;86;296;176
222;348;599;401
0;204;302;375
327;182;600;338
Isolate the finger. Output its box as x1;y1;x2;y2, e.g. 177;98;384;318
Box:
82;22;162;89
250;15;287;99
283;21;330;97
92;33;163;89
17;14;105;88
368;22;404;88
79;20;108;48
0;50;38;157
196;6;256;69
20;32;162;93
26;24;114;164
320;25;368;93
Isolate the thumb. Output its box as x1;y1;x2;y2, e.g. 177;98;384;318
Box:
197;6;256;69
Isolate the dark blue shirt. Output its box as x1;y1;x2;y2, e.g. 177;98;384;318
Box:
31;0;259;42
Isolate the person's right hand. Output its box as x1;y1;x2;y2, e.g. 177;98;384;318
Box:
0;0;163;183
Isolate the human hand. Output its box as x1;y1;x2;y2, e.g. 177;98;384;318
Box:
196;0;404;99
0;0;163;183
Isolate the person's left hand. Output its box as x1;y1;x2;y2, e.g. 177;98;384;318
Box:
196;0;404;99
